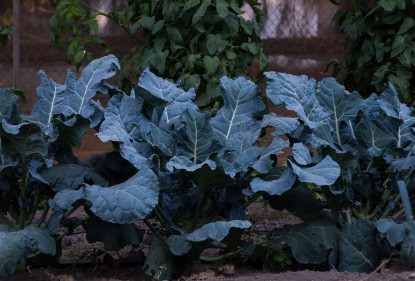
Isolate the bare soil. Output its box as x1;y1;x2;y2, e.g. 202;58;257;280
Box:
1;204;415;281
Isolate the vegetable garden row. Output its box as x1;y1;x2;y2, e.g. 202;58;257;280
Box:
0;54;414;280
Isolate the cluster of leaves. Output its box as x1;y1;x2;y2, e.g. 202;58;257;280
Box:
48;0;266;109
1;55;414;279
333;0;415;106
0;25;14;46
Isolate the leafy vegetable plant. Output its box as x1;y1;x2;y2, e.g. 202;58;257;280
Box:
0;55;120;276
1;54;414;279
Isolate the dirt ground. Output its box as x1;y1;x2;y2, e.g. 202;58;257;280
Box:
1;204;415;281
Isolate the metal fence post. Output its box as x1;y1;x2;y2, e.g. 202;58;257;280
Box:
13;0;20;88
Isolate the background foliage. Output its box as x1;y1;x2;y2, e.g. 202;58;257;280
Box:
48;0;267;109
334;0;415;106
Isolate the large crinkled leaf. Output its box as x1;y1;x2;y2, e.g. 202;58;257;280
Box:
252;137;290;173
289;155;340;186
392;155;415;171
187;220;251;242
105;93;147;134
140;122;175;156
168;235;192;256
21;71;66;133
316;78;364;147
0;226;56;276
144;236;178;280
62;55;120;119
0;88;19;124
260;113;300;135
375;218;407;246
250;167;296;195
292;143;312;165
97;115;150;169
211;76;264;143
138;69;195;103
355;114;397;157
52;168;159;224
176;109;219;163
137;69;198;129
41;164;108;192
85;213;143;251
378;84;415;148
166;156;217;172
265;72;329;129
84;168;159;224
0;121;48;161
218;132;263;177
337;220;379;272
272;217;340;267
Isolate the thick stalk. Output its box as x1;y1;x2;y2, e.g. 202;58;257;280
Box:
191;189;204;231
36;206;50;227
397;180;415;268
24;189;40;226
18;165;29;229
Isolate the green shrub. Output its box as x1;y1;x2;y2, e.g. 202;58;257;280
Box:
334;0;415;106
48;0;267;109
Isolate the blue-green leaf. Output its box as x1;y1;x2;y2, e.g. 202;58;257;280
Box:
289;156;341;186
22;71;66;133
176;109;219;163
84;168;159;224
187;220;251;242
292;143;312;165
211;76;264;143
166;156;217;172
52;169;159;224
168;235;192;256
218;132;263;177
63;55;120;119
252;137;289;173
0;89;19;124
250;167;296;195
260;113;300;135
376;218;407;246
337;220;379;272
0;226;56;276
316;78;364;148
272;218;340;266
265;72;329;129
41;163;108;192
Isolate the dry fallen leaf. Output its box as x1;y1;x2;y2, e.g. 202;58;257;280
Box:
218;264;235;276
189;269;216;280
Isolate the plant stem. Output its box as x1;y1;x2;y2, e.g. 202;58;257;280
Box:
18;165;29;229
397;180;415;268
200;247;245;262
191;189;204;231
143;218;158;234
0;214;15;227
36;206;50;227
244;192;263;208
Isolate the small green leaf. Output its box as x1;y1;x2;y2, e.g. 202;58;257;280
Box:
240;19;253;35
203;55;220;75
152;19;164;35
184;0;201;11
140;15;155;30
206;34;223;55
241;42;259;54
215;0;229;18
192;0;211;24
379;0;396;11
74;49;86;67
149;51;168;74
398;17;414;35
